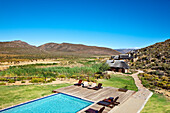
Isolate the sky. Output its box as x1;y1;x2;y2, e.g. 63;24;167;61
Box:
0;0;169;49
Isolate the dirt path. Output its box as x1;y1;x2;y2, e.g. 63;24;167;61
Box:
110;70;153;113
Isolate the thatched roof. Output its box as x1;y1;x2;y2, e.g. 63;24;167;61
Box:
106;60;129;69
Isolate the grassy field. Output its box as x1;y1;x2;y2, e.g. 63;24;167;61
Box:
0;84;71;109
0;63;103;77
98;74;138;91
141;93;170;113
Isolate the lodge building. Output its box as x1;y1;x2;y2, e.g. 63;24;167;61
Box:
106;54;132;73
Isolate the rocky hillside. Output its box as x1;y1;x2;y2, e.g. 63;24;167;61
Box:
38;43;120;55
131;39;170;75
130;39;170;90
0;40;120;56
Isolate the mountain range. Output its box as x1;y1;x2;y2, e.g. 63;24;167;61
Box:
0;40;120;56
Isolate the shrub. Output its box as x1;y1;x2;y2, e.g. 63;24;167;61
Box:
100;76;103;79
0;78;7;81
99;63;110;72
167;84;170;89
30;79;38;83
16;77;22;81
8;79;15;83
21;81;25;83
71;75;77;79
26;77;32;80
58;75;66;78
50;77;56;81
81;78;87;81
30;78;44;83
88;77;97;83
79;75;85;79
94;74;100;79
0;82;6;85
161;76;169;81
46;80;52;83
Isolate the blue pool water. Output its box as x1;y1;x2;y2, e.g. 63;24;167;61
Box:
0;93;93;113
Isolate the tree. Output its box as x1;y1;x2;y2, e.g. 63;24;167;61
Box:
42;72;48;81
99;63;110;72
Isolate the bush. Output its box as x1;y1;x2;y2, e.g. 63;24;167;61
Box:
0;82;6;85
50;77;56;81
8;79;15;83
161;76;169;81
100;76;103;79
81;78;87;81
88;77;97;83
0;78;7;81
79;75;85;79
26;77;32;80
94;74;100;79
58;75;66;78
71;75;77;79
30;78;44;83
21;81;25;83
46;80;52;83
16;77;22;81
99;63;110;72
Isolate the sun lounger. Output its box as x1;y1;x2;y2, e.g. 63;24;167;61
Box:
103;97;114;103
93;83;103;90
85;107;105;113
97;96;120;108
74;80;82;86
112;96;120;105
88;83;97;89
118;88;128;92
82;81;89;88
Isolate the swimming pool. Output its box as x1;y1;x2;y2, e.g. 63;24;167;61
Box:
0;93;93;113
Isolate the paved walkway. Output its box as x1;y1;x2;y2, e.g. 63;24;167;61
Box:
109;70;153;113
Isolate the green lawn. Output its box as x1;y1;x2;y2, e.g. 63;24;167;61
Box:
141;93;170;113
98;74;138;91
0;84;71;109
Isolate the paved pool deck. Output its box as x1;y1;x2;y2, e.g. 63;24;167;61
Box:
53;71;153;113
53;85;135;113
